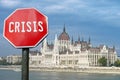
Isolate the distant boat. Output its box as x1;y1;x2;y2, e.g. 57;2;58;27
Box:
13;68;21;72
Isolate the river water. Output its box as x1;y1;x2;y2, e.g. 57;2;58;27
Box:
0;70;120;80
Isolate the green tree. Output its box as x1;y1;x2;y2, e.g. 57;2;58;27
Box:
98;57;107;66
114;60;120;67
0;59;11;65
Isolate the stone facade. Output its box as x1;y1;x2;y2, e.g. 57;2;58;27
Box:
7;55;22;64
29;27;117;67
6;27;117;67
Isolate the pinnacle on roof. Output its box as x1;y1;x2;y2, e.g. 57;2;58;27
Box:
58;24;70;40
63;24;66;32
78;35;80;42
88;36;91;44
72;36;74;44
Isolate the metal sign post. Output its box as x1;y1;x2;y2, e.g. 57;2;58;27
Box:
22;48;29;80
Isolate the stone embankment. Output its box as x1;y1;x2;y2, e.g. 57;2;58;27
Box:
1;65;120;74
30;66;120;74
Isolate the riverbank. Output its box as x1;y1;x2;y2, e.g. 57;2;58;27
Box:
30;66;120;74
0;65;21;70
0;65;120;74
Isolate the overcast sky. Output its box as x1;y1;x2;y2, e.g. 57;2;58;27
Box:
0;0;120;56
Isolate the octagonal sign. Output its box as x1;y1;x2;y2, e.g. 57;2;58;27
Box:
3;8;48;48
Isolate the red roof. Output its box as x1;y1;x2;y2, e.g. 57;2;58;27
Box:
58;27;70;40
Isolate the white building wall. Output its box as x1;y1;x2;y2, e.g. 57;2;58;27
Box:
29;53;42;66
78;51;89;67
0;57;2;61
7;55;22;64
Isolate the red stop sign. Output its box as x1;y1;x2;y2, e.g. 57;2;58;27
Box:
3;8;48;48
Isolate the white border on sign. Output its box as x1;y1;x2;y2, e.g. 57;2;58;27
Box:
3;8;48;49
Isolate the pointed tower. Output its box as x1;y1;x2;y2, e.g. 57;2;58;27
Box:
58;24;70;40
113;45;115;52
88;36;92;48
53;34;59;65
82;37;84;42
41;42;43;48
88;36;91;44
43;38;47;50
63;24;66;32
54;34;58;52
78;35;80;43
71;36;74;45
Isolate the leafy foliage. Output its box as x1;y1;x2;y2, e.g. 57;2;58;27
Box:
0;59;21;65
0;59;11;65
98;57;107;66
114;60;120;67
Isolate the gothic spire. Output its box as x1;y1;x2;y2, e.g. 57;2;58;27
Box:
54;34;58;52
42;42;43;47
63;24;66;32
82;37;84;42
43;38;47;49
113;45;115;52
78;35;80;42
55;34;58;41
88;36;91;44
72;36;73;44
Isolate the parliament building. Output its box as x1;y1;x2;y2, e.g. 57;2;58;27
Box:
29;27;117;68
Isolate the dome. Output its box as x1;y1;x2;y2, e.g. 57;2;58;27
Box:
58;27;70;40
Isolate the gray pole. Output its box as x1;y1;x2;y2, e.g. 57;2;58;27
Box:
22;48;29;80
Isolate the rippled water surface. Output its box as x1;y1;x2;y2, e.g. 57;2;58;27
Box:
0;70;120;80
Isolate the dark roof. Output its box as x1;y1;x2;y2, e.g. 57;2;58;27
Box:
89;47;100;52
58;27;70;40
30;50;42;55
108;48;114;53
48;44;54;50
